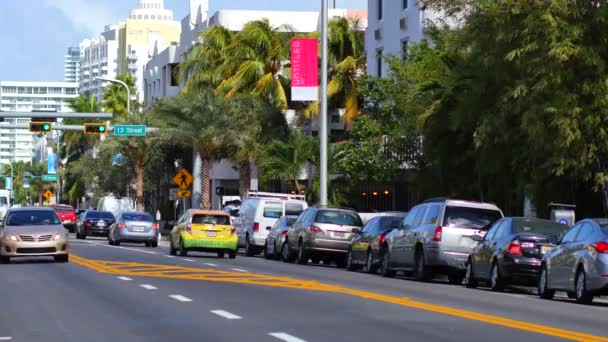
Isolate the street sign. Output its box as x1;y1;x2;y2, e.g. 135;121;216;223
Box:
114;125;147;137
173;168;193;189
42;174;58;182
177;190;191;198
48;153;58;174
5;177;12;190
44;190;53;202
169;188;178;201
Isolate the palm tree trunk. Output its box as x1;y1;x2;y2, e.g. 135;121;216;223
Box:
238;160;251;199
136;159;144;211
38;185;43;206
201;154;211;209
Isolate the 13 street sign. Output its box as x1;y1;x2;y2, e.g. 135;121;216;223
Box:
41;174;58;182
114;125;147;137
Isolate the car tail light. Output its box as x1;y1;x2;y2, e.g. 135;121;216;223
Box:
230;227;236;235
432;226;443;241
152;223;159;230
118;223;125;229
508;240;523;255
185;224;192;233
281;230;288;237
592;242;608;253
379;231;388;244
253;222;260;232
310;225;322;234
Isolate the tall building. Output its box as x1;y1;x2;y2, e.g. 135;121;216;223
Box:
64;47;81;83
0;81;79;164
79;25;120;101
365;0;442;77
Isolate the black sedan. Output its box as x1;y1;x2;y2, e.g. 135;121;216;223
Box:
346;215;406;273
76;210;116;239
464;217;569;291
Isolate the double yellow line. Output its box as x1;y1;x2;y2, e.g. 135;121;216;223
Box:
70;254;607;341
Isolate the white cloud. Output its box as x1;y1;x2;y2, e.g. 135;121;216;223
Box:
43;0;120;35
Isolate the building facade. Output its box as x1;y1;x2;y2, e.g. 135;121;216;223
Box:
365;0;442;77
0;81;78;164
64;47;81;83
79;26;120;101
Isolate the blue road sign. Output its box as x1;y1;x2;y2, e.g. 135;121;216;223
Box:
5;177;12;190
48;153;58;174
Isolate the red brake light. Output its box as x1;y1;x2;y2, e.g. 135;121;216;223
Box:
310;225;322;234
118;223;125;229
185;224;192;232
508;240;523;255
253;222;260;232
230;227;236;235
592;242;608;253
432;226;443;241
152;223;159;230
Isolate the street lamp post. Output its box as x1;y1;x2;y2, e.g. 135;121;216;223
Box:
1;162;14;201
96;76;130;115
319;0;329;206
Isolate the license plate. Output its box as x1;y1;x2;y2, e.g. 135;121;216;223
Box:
97;222;105;227
206;231;217;237
133;226;145;232
333;232;345;238
541;246;553;254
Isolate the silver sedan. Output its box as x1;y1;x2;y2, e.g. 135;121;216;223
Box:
538;218;608;304
264;215;298;260
108;211;158;247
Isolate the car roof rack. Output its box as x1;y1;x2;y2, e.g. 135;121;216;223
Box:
247;191;305;201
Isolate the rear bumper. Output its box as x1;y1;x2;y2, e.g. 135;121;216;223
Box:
182;234;238;251
117;230;157;242
425;246;469;272
84;228;110;237
304;238;351;254
500;255;541;285
1;240;69;257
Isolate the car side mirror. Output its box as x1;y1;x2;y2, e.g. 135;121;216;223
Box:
470;234;483;242
352;228;361;234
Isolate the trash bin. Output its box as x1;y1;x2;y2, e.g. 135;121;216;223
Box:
548;203;576;226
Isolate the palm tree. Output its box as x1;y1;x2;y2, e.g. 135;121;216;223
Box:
63;94;101;158
102;73;136;118
153;90;227;209
27;163;48;206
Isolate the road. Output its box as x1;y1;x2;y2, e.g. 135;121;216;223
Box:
1;236;607;342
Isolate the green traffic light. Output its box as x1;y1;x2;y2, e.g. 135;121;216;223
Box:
43;124;50;131
99;125;106;132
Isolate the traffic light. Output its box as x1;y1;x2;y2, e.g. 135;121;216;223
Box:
83;122;107;134
29;121;52;132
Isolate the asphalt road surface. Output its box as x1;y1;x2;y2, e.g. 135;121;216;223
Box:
1;236;607;342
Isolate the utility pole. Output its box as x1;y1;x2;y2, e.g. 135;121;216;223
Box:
319;0;329;206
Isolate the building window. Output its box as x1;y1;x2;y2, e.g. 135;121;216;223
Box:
401;39;409;60
170;63;180;86
402;0;408;9
376;49;383;77
377;0;383;20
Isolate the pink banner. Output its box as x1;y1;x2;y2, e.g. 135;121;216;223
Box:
291;38;318;101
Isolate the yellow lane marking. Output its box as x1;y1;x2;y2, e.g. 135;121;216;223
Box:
70;254;607;342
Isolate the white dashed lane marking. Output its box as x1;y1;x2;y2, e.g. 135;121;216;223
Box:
0;337;12;341
140;284;158;290
184;258;194;262
204;263;217;267
210;310;242;320
117;276;132;281
169;295;192;302
269;333;307;342
231;268;248;273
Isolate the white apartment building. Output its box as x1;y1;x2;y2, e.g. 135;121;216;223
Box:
79;26;120;101
64;47;81;83
0;81;78;164
365;0;442;77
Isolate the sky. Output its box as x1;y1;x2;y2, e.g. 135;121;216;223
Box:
0;0;366;82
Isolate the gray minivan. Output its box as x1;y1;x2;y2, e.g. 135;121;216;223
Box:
381;198;503;283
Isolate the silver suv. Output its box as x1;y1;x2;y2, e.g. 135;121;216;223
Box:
284;207;363;268
381;198;503;283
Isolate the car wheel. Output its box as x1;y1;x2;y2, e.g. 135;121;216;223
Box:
217;252;225;258
346;249;356;271
151;240;158;248
366;250;377;274
264;242;272;260
228;251;236;259
311;256;321;264
145;242;151;248
169;238;177;256
448;273;464;285
273;241;281;261
567;292;576;299
54;254;69;263
538;265;555;300
490;261;504;292
282;241;293;263
414;249;432;282
296;241;308;265
575;267;593;304
464;260;478;289
335;255;347;269
0;255;10;264
179;239;188;257
380;249;395;277
114;239;120;246
245;236;255;257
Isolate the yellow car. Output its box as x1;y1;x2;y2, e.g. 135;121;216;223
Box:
169;210;237;258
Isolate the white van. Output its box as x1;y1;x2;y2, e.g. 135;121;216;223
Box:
97;196;135;218
234;192;307;256
0;190;10;220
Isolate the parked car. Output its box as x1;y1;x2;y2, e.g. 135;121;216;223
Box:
233;192;307;257
347;214;407;273
284;207;363;268
381;198;503;283
538;218;608;304
0;207;69;263
75;208;86;217
464;217;569;290
49;204;78;232
76;210;116;239
264;215;298;260
108;211;158;247
358;211;408;225
169;210;237;258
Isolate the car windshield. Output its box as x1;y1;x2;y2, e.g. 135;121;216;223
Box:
512;219;571;243
52;206;73;212
6;210;61;226
122;212;153;222
263;202;283;218
443;206;502;230
286;217;297;226
192;215;230;225
86;211;115;220
315;210;363;227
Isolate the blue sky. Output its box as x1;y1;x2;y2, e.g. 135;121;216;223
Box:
0;0;366;82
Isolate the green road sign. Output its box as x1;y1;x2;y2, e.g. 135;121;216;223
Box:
41;174;58;182
114;125;146;137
